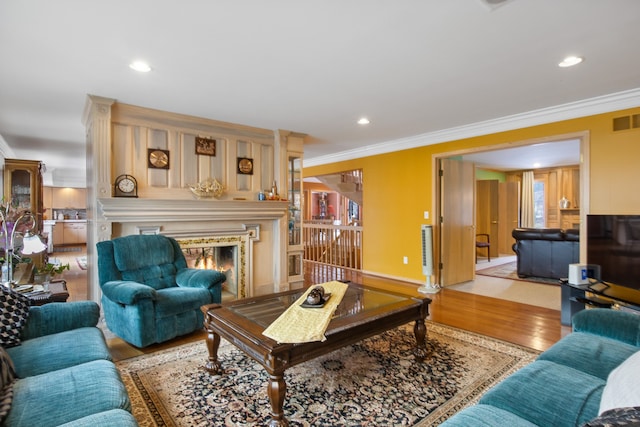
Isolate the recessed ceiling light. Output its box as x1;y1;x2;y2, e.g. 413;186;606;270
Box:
357;118;370;125
558;56;583;68
533;162;541;168
129;60;152;72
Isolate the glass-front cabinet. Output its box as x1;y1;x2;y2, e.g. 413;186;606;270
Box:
3;159;44;232
287;152;304;287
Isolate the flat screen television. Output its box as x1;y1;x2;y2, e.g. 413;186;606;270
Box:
587;215;640;290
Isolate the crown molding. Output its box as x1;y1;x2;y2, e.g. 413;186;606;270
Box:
304;88;640;168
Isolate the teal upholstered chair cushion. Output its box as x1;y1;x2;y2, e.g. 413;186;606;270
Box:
19;302;100;341
7;327;111;378
572;308;640;346
57;409;138;427
112;234;182;289
479;360;604;427
537;331;638;380
5;360;130;426
439;404;539;427
97;234;226;347
441;309;640;426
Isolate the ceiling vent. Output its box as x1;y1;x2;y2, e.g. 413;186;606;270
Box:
613;114;640;132
478;0;514;11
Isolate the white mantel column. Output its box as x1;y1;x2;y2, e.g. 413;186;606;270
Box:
82;94;115;303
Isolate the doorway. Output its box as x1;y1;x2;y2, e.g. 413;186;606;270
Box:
434;132;589;287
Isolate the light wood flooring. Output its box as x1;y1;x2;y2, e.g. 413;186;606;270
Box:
55;246;570;361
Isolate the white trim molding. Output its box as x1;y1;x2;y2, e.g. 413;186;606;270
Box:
305;87;640;167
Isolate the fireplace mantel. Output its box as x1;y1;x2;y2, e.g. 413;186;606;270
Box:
96;197;290;297
98;198;289;222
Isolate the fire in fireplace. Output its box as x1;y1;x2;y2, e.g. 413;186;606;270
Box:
175;235;247;300
183;245;237;300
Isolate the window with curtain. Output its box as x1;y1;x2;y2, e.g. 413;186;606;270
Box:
533;180;546;227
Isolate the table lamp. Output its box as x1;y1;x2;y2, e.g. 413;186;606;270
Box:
1;212;47;287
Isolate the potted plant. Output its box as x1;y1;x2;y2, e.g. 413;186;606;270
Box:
34;262;70;284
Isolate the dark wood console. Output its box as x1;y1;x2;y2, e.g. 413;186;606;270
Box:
561;279;640;325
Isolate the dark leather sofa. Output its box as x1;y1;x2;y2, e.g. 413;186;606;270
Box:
512;228;579;280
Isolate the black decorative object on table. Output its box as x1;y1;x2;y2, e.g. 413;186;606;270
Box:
301;286;330;307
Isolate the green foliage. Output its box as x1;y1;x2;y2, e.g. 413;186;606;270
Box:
36;262;70;276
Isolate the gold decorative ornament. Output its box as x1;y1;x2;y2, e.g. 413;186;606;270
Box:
189;177;224;199
148;149;170;169
237;157;254;175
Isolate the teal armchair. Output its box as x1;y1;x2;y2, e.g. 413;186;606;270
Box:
97;234;226;347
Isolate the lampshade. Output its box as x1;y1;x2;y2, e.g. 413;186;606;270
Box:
21;233;47;255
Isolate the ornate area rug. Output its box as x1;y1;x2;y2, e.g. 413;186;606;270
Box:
476;261;559;285
117;322;539;426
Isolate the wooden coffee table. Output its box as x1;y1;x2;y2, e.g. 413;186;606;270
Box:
201;282;432;426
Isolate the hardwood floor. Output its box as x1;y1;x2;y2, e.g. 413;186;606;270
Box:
352;273;570;352
58;253;570;360
49;245;88;301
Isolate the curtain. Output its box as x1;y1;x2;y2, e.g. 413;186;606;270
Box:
521;171;535;228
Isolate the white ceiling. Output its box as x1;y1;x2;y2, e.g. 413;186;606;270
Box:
1;1;639;186
462;139;581;171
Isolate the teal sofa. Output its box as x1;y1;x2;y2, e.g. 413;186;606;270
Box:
97;234;227;348
4;301;136;426
441;308;640;427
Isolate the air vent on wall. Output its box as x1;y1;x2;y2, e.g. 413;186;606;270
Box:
613;114;640;131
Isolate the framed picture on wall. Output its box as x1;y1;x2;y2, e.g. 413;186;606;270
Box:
195;136;216;156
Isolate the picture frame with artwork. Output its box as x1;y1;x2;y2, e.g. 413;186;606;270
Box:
195;136;216;156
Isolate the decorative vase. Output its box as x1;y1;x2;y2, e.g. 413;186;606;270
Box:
559;196;570;209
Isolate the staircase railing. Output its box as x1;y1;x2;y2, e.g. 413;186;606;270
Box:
303;222;363;271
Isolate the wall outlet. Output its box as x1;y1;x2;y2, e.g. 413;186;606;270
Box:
424;211;429;219
403;256;408;264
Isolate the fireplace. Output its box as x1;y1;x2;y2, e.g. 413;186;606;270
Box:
96;198;290;299
176;235;246;300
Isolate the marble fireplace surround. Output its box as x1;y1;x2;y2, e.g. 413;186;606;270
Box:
97;198;290;297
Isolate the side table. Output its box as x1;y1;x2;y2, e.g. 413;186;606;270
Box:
28;280;70;306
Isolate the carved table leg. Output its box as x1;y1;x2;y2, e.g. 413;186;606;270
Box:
204;329;222;374
267;372;289;427
413;318;429;360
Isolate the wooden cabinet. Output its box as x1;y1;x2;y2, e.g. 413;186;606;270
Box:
52;223;64;246
559;167;580;229
63;222;87;245
3;159;44;231
52;221;87;246
559;167;580;209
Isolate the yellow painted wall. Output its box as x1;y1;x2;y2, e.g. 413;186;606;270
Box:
304;106;640;283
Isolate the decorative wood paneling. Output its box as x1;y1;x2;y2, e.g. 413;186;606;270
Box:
110;102;277;200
